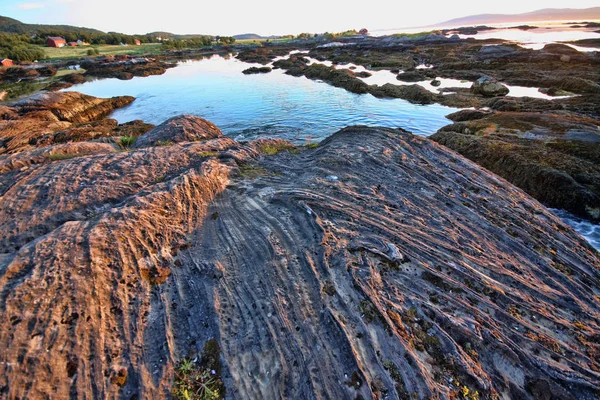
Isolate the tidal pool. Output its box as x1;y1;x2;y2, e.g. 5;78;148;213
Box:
64;54;460;143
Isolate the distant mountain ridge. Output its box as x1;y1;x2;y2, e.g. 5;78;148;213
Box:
233;33;280;40
438;7;600;27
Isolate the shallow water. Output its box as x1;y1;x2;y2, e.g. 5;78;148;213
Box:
451;26;600;51
550;209;600;251
306;58;566;99
65;55;460;143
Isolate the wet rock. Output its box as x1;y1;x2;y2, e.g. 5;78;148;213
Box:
445;109;492;122
46;73;87;91
354;71;372;78
272;55;310;71
430;79;441;87
300;64;370;94
370;83;436;104
132;115;223;148
471;76;509;97
396;71;425;82
236;47;292;64
81;57;174;80
432;111;600;221
242;66;272;74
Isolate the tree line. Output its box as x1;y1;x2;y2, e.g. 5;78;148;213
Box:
162;36;235;50
0;33;45;62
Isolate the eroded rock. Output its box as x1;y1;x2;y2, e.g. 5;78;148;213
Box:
0;119;598;400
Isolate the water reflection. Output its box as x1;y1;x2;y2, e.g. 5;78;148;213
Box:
65;55;459;143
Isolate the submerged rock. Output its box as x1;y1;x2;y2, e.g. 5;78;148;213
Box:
0;116;598;399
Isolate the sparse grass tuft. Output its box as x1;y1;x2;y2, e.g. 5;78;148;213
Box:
304;142;319;149
119;135;137;148
173;360;221;400
237;163;272;179
259;142;297;155
173;339;225;400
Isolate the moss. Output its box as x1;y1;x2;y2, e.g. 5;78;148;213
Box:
304;142;319;149
119;135;137;148
46;153;78;161
237;163;270;179
358;299;382;324
259;142;298;155
344;371;363;389
322;280;336;296
198;152;220;158
173;339;225;400
383;360;402;383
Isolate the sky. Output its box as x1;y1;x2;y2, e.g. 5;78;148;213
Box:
0;0;598;36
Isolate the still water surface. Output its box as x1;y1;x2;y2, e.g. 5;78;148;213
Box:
66;55;459;143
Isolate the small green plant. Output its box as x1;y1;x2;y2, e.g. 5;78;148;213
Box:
259;142;297;155
119;135;137;148
173;360;220;400
87;47;100;56
173;339;224;400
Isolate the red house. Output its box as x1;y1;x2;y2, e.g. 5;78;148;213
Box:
46;37;67;48
1;59;13;67
134;39;141;46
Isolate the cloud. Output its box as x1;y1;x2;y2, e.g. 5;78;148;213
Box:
16;2;45;9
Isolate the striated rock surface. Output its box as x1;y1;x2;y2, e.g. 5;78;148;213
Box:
0;117;599;400
14;92;135;124
0;92;141;155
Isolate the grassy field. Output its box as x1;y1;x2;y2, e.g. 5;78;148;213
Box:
41;43;164;60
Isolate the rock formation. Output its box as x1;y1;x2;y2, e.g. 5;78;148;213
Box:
0;109;598;399
470;76;509;97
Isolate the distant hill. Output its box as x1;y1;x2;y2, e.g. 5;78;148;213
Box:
0;15;104;35
438;7;600;27
233;33;280;40
147;32;277;41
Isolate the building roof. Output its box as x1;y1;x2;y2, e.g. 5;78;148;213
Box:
47;36;66;41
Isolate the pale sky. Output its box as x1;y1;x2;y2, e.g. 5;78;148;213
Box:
1;0;598;36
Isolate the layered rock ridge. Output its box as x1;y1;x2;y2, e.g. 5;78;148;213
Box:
0;113;598;399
